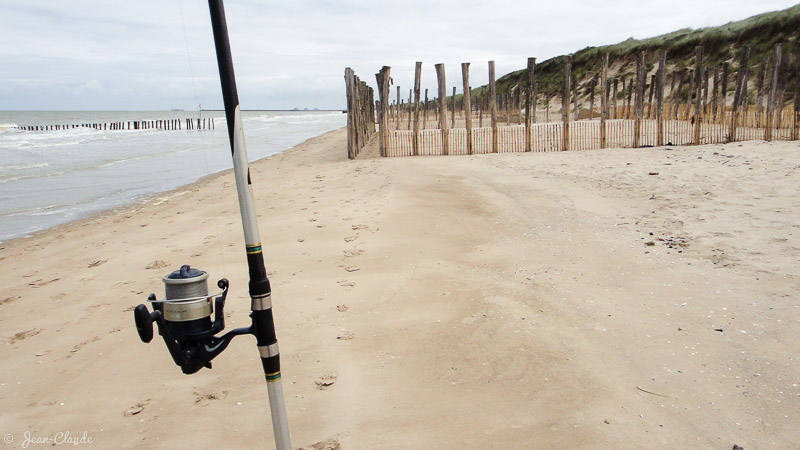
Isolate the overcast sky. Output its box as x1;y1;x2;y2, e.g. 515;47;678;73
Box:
0;0;797;111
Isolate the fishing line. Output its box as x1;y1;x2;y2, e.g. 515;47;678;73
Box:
178;0;227;278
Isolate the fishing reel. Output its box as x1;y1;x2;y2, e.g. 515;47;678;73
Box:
133;265;250;374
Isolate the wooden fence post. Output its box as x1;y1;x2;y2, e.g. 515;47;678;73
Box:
462;62;473;155
693;46;704;145
729;47;749;143
407;89;413;130
720;62;729;126
544;92;550;122
435;63;450;155
423;88;429;129
572;76;579;121
656;49;666;146
394;86;401;129
756;55;768;126
375;66;391;156
451;86;457;129
413;62;422;156
589;74;596;120
766;44;782;140
525;57;536;151
672;70;683;120
633;52;645;148
775;47;789;132
703;67;710;116
626;76;634;119
562;55;572;151
600;53;608;149
489;60;498;153
682;70;693;120
711;66;719;121
344;68;356;159
794;46;800;140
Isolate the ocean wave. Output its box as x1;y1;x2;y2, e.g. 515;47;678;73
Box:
0;161;49;172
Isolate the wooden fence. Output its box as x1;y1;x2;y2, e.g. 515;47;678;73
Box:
360;42;799;158
12;118;214;132
383;115;795;157
344;68;376;159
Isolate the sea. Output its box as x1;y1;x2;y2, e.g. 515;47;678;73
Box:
0;110;346;242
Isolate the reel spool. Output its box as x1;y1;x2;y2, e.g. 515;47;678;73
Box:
134;265;249;374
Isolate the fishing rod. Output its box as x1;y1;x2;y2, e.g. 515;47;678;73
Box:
132;1;292;448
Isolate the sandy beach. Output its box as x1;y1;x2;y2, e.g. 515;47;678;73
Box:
1;127;798;448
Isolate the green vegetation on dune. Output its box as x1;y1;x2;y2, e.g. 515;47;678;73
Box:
478;4;800;103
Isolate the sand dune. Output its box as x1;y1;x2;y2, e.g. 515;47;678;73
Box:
0;128;797;448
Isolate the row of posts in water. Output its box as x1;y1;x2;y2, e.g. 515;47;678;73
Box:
14;118;215;132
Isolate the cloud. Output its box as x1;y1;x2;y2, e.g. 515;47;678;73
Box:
0;0;797;110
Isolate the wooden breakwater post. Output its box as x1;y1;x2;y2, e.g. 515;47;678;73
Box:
562;55;571;151
693;46;704;145
435;63;449;155
525;57;536;152
375;66;391;156
489;60;498;153
633;52;645;148
17;117;214;133
656;49;667;146
461;62;473;155
413;62;422;156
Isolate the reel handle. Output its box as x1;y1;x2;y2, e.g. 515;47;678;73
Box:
134;295;161;343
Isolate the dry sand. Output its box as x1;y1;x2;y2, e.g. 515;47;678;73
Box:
0;128;798;449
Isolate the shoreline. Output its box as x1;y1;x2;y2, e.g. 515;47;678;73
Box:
1;131;797;448
0;127;347;247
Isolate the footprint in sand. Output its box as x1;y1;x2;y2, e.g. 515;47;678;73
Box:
8;328;42;344
0;296;19;305
67;336;100;358
88;260;106;268
145;260;169;269
337;281;355;290
315;372;338;390
344;236;357;243
124;399;151;417
28;278;60;288
193;390;228;404
343;249;364;258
